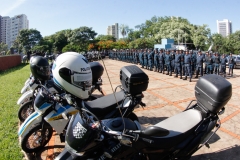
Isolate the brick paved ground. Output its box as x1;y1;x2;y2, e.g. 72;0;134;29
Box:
23;58;240;160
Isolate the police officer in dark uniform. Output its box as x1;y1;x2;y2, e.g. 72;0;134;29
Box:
213;52;221;75
205;51;214;74
134;49;138;64
220;54;228;77
174;50;182;79
170;49;175;72
190;50;196;74
130;50;133;63
164;50;172;76
126;49;129;62
195;50;204;78
143;49;148;69
153;48;159;72
183;50;192;82
148;49;154;71
180;50;185;76
139;49;144;68
158;49;165;73
228;53;235;76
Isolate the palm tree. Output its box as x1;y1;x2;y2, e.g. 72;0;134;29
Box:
119;24;129;39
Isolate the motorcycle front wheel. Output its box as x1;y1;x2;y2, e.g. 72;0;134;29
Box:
18;101;35;122
21;123;53;153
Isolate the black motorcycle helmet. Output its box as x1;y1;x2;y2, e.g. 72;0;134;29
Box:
89;61;104;84
30;56;50;81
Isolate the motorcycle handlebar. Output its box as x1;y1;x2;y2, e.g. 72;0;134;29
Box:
127;130;154;144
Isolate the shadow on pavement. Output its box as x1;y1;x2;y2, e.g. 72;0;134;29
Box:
192;145;240;160
25;145;64;160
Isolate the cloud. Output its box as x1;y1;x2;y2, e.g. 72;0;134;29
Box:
0;0;27;16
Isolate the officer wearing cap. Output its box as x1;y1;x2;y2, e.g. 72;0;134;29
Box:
220;54;228;77
126;49;129;62
195;50;204;78
228;53;235;76
134;49;139;64
139;49;144;68
174;49;182;79
213;52;221;75
143;49;148;69
190;50;196;74
205;51;214;74
158;49;165;73
118;49;121;61
153;48;159;72
130;49;133;63
183;50;192;82
180;50;185;76
170;49;175;72
164;50;172;76
148;49;154;71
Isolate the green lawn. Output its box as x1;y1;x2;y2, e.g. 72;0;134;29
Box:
0;64;30;159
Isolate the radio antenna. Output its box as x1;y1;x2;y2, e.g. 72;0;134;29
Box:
97;51;126;132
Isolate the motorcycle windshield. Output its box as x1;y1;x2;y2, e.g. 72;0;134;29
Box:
34;88;51;109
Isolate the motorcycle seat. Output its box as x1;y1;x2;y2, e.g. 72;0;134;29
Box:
83;91;125;118
154;109;202;138
140;109;202;148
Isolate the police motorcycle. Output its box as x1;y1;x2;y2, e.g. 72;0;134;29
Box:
18;52;145;153
20;74;35;94
56;69;232;160
17;57;105;122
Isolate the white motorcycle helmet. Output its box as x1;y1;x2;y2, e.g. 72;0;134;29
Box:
52;52;92;99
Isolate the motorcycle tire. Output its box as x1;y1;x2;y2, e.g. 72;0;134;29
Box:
21;123;53;153
127;112;139;122
18;101;35;122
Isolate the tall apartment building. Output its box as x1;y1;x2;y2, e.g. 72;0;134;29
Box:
0;15;1;42
217;19;232;37
107;23;119;40
0;14;29;48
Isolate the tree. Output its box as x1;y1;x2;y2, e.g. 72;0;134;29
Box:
32;36;54;53
15;29;42;51
95;35;116;41
119;24;129;39
211;33;226;52
127;30;141;41
128;38;154;49
191;24;211;50
69;26;97;51
225;30;240;54
62;44;80;52
97;40;115;50
0;43;8;55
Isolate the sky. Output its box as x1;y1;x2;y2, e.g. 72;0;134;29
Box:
0;0;239;38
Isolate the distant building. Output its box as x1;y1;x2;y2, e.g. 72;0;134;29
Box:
154;39;187;50
107;23;119;40
217;19;232;37
0;15;1;42
0;14;29;48
0;16;10;45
